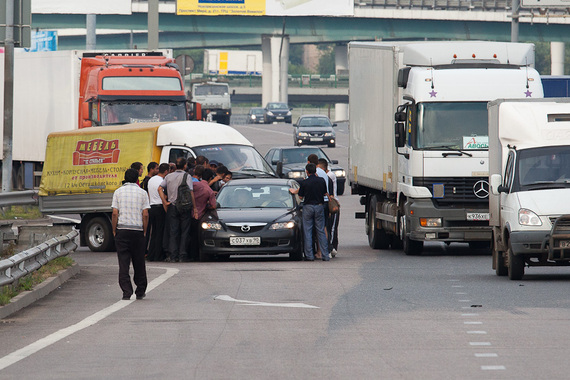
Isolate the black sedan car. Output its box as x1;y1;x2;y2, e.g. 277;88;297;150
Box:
264;102;292;124
247;107;265;124
199;178;303;261
264;146;346;195
294;115;337;147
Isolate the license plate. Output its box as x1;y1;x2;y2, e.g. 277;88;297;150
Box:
560;240;570;248
310;137;323;142
276;117;284;120
467;212;490;221
230;237;261;246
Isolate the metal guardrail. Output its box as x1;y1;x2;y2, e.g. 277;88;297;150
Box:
0;230;79;287
0;190;39;208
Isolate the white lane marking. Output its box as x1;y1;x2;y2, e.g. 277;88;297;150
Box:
455;292;467;295
452;285;464;288
464;321;483;325
470;342;491;346
0;267;178;371
214;295;319;309
462;313;479;316
459;300;471;302
448;279;460;282
475;353;498;358
481;366;506;370
47;215;81;224
467;331;487;334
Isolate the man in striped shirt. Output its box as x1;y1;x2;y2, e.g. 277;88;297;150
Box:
112;168;150;301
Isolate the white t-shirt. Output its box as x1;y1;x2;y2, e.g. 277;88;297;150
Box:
147;175;164;206
327;170;338;197
316;167;329;202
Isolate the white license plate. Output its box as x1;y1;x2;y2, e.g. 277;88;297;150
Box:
560;240;570;248
310;137;323;142
467;212;490;221
276;116;284;120
230;237;261;246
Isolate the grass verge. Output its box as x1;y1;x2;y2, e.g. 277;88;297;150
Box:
0;256;74;306
0;205;43;220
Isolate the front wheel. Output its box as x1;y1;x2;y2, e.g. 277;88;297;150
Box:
85;216;114;252
400;213;423;255
508;240;525;280
367;195;390;249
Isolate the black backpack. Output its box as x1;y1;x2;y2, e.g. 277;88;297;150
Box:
176;173;193;212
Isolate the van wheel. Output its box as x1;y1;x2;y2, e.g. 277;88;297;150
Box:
367;195;390;249
508;240;525;280
85;217;114;252
401;214;423;255
337;181;345;196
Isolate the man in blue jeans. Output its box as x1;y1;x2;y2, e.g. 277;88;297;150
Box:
290;163;330;261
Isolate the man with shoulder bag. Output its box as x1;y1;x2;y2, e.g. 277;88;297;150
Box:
158;157;198;262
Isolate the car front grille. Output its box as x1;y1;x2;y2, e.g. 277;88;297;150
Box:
413;177;489;207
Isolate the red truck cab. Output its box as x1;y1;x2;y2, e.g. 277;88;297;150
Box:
79;52;188;128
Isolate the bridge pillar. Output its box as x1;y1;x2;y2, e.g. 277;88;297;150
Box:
551;42;565;75
335;44;348;121
262;34;289;106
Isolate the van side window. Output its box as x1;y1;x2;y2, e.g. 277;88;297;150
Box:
504;151;515;189
168;148;193;163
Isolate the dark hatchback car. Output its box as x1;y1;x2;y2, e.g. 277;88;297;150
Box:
199;178;303;261
247;107;265;124
294;115;337;147
264;102;292;124
264;146;346;195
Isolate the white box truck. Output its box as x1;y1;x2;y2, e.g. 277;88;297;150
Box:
349;41;544;255
204;49;262;76
489;98;570;280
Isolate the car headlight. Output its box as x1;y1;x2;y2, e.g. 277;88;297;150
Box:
266;111;274;116
333;169;345;178
519;209;542;226
288;171;306;179
270;221;295;230
251;115;257;119
201;221;222;230
286;111;292;116
298;132;309;137
324;133;334;137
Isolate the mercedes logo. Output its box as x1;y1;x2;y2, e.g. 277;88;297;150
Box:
473;180;490;199
241;225;251;232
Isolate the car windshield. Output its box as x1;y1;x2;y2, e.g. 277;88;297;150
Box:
416;102;488;150
298;117;332;128
192;144;274;176
217;184;294;209
100;101;187;125
268;103;288;110
281;148;329;165
518;146;570;188
194;84;228;96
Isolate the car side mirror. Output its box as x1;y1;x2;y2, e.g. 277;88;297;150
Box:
332;123;337;127
289;107;293;111
293;124;298;127
490;174;508;195
271;159;279;165
216;202;221;209
276;162;284;178
331;160;338;164
395;122;406;148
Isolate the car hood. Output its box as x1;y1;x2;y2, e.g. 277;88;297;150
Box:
296;127;334;133
281;163;345;175
216;208;295;223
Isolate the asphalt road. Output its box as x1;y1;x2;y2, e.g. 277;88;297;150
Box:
1;122;570;379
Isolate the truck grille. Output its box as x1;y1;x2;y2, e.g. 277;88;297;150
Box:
413;177;489;207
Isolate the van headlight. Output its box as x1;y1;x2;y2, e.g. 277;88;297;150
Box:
333;169;345;178
519;209;542;226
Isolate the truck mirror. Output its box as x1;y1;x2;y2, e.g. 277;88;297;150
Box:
395;122;406;147
331;160;339;164
395;111;406;122
490;174;504;195
82;102;91;122
276;162;284;178
82;120;92;128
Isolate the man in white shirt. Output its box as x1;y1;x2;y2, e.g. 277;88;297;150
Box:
147;163;169;262
325;164;340;257
112;168;150;300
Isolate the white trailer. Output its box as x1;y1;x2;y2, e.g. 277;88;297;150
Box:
204;49;262;76
0;50;82;189
489;98;570;280
348;41;544;255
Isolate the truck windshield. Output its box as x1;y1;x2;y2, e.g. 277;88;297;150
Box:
416;102;488;150
518;146;570;189
192;144;275;178
102;77;182;91
101;101;187;125
194;85;228;96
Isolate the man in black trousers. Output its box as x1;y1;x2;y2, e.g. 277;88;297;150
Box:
112;168;150;300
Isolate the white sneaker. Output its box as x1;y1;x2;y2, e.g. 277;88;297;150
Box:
331;248;337;258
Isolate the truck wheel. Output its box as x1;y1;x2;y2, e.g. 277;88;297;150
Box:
85;217;114;252
367;195;390;249
508;240;525;280
400;214;423;255
337;181;345;196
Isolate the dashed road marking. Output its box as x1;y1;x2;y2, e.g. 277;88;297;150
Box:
462;313;479;316
481;365;506;370
470;342;492;346
475;353;498;358
464;321;483;325
467;331;487;334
